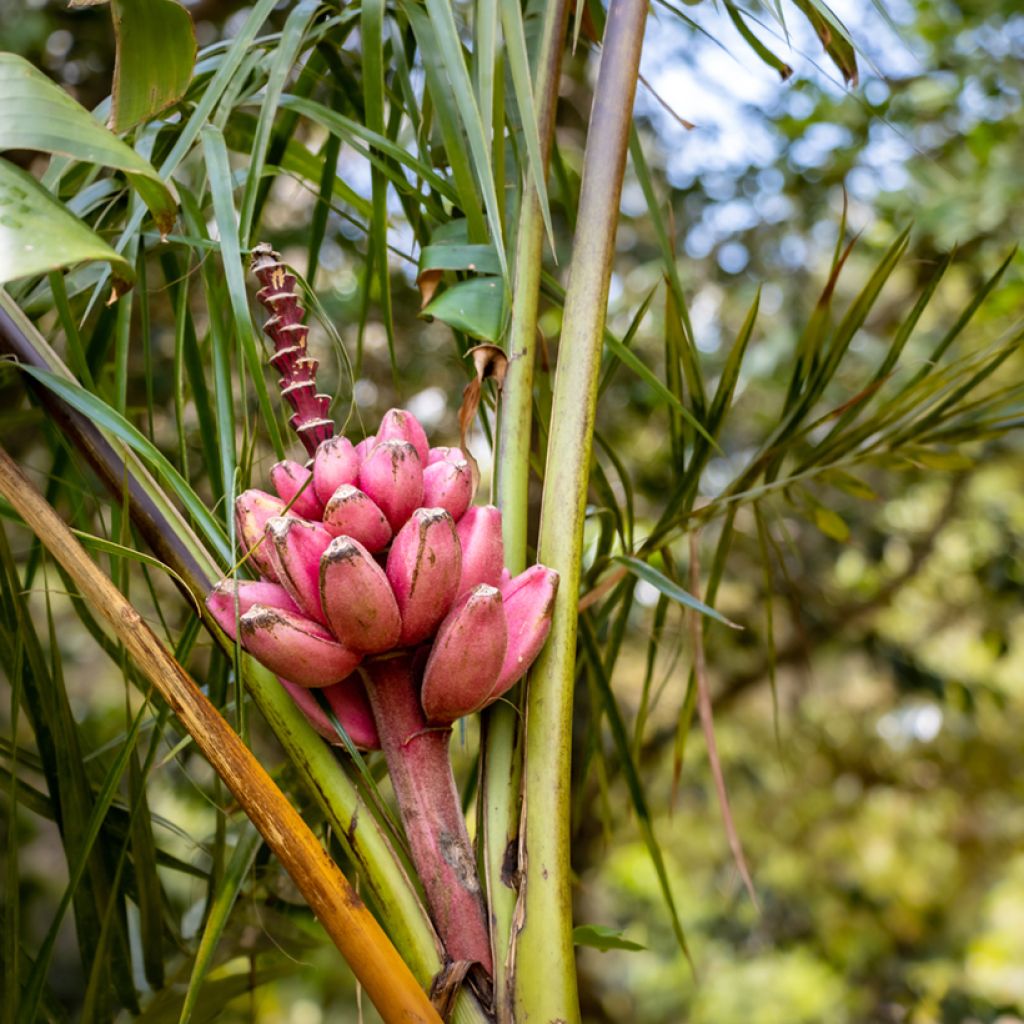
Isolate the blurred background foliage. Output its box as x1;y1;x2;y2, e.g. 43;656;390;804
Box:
1;0;1023;1021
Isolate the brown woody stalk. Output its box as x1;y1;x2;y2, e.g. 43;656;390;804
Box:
0;446;442;1024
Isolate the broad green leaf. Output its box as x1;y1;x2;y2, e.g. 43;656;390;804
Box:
423;277;507;342
110;0;196;132
0;53;177;233
614;555;741;629
0;159;134;290
572;924;646;953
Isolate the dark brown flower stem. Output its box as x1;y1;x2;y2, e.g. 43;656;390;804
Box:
363;656;494;976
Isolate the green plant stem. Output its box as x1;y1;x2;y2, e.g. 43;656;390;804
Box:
484;0;572;1013
513;0;649;1019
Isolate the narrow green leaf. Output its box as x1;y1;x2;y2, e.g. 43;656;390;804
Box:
200;125;286;461
18;365;230;564
110;0;196;132
0;160;134;289
812;504;850;542
572;924;647;952
614;555;741;629
237;0;320;243
499;0;555;249
178;824;262;1024
0;53;177;233
419;0;507;271
579;617;693;969
724;3;793;79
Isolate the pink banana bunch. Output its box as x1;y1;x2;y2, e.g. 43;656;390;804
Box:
206;407;557;744
207;406;557;974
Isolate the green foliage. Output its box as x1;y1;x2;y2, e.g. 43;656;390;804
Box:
0;0;1022;1020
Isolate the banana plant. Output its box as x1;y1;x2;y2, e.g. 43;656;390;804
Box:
1;1;1022;1022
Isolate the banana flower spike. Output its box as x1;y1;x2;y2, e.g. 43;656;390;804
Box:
320;536;402;653
321;484;392;551
363;655;493;973
422;450;473;522
489;565;560;700
239;604;361;688
235;489;286;582
455;504;504;596
375;407;430;465
312;436;360;505
421;584;507;724
271;459;323;520
207;579;299;643
278;676;380;751
264;516;335;625
358;440;424;531
385;508;461;645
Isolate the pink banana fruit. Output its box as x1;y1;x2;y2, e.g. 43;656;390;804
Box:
312;435;360;505
422;451;473;522
264;516;335;625
235;489;286;582
270;459;323;519
354;434;376;461
488;565;559;700
426;445;464;466
455;504;504;596
239;604;361;687
320;536;402;653
375;407;430;464
278;676;380;750
358;439;424;531
321;484;392;551
421;584;507;723
207;579;299;642
385;507;461;645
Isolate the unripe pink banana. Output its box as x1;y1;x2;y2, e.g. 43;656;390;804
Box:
455;504;504;596
421;584;507;723
207;579;299;642
488;565;559;700
312;436;360;505
239;604;361;687
422;453;473;521
426;445;464;466
270;459;323;519
354;435;376;461
264;516;334;625
321;484;392;551
320;536;401;653
385;508;461;645
235;489;286;582
376;407;430;464
358;439;424;531
278;676;380;750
